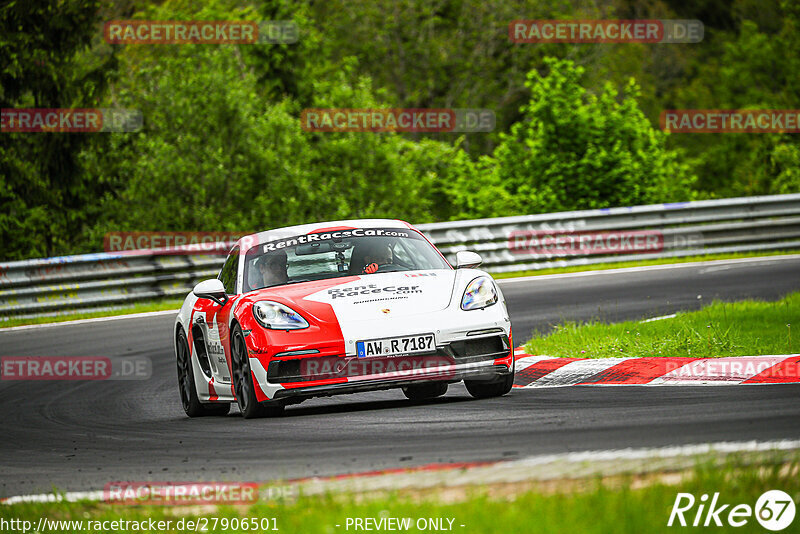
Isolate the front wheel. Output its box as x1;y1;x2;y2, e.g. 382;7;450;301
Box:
176;328;230;417
464;370;514;399
231;323;284;419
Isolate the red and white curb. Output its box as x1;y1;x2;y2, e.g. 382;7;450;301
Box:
513;349;800;387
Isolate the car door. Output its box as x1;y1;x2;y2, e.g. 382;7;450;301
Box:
191;246;239;385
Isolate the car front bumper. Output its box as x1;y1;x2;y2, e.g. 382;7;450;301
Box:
250;333;513;402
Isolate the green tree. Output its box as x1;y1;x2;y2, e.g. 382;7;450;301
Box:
663;2;800;197
449;58;696;219
0;0;116;260
83;10;476;240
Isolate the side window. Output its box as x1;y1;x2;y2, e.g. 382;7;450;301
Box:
391;241;413;267
218;247;240;294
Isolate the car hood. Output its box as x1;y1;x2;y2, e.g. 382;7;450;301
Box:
302;269;458;320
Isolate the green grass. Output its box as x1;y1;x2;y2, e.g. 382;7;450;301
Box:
2;458;797;533
0;299;183;328
491;250;798;279
524;292;799;358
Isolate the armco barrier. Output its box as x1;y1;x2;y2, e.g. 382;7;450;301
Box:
2;193;800;319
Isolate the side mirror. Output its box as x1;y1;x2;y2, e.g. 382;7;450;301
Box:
455;250;483;269
192;279;229;306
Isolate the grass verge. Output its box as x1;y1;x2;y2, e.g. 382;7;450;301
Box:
1;458;797;533
0;299;183;329
524;292;799;358
491;250;798;279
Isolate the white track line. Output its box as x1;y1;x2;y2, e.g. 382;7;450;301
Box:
0;309;177;332
641;313;677;323
5;439;799;505
496;254;800;284
2;490;105;505
511;439;800;467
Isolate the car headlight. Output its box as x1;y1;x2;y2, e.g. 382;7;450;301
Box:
252;301;309;330
461;277;498;310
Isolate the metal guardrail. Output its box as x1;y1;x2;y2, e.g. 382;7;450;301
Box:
2;193;800;319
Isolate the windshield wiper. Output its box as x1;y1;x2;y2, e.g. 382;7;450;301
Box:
283;278;312;285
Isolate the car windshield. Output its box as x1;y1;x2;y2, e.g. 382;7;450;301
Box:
243;228;451;291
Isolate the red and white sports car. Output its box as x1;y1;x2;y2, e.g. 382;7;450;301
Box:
173;220;513;418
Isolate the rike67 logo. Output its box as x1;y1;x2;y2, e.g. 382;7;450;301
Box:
668;490;796;530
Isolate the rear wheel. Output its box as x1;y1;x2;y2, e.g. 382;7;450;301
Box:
176;329;230;417
402;381;448;401
231;323;284;419
464;370;514;399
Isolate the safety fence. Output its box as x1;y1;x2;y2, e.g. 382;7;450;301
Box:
2;193;799;319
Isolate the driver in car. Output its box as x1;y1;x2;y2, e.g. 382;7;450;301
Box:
257;250;289;287
362;243;393;274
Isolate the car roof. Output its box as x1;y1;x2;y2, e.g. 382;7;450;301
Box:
235;219;415;254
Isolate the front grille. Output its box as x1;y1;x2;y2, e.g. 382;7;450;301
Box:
268;353;454;383
267;335;510;383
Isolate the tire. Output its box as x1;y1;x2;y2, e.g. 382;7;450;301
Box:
230;323;284;419
402;381;448;401
176;328;231;417
464;370;514;399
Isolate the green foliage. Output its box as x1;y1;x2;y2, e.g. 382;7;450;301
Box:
3;0;800;261
82;20;476;239
306;0;594;156
449;58;696;219
668;9;800;197
770;143;800;194
0;0;117;260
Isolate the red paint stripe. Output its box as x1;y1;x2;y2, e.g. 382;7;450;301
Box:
308;226;357;234
578;357;700;385
285;460;498;484
513;358;582;387
493;351;514;368
743;355;800;383
280;377;349;389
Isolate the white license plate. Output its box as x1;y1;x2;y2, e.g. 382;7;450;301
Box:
356;334;435;358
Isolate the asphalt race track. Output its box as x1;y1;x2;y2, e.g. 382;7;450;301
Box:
1;256;799;497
